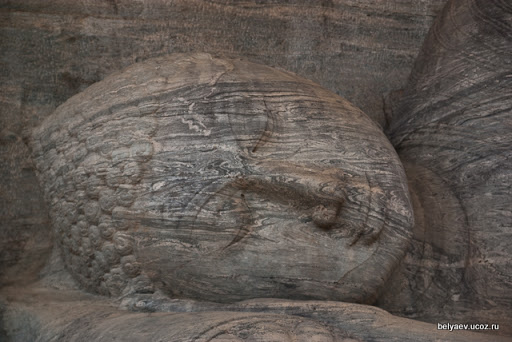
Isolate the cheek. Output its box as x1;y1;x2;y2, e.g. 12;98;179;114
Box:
141;175;380;269
133;129;412;301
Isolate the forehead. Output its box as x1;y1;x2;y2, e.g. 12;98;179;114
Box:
148;83;388;167
53;53;384;159
50;55;401;195
34;55;404;205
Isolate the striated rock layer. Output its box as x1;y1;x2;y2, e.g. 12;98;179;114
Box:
0;0;445;287
381;0;512;334
4;285;510;342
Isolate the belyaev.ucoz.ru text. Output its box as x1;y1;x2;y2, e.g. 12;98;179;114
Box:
437;323;499;331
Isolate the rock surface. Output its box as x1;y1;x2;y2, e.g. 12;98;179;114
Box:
381;0;512;334
2;0;511;340
31;53;413;304
0;0;446;286
3;284;509;342
0;130;51;286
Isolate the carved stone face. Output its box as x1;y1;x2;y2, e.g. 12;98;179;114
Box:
32;54;413;303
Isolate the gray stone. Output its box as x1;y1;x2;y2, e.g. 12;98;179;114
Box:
380;0;512;333
1;0;511;340
0;0;445;290
30;53;413;304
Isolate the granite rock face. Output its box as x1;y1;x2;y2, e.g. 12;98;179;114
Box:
5;285;510;342
0;131;51;286
0;0;446;126
2;0;512;340
0;0;446;288
31;53;413;304
380;0;512;333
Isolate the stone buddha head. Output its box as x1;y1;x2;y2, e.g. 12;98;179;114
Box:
32;53;413;304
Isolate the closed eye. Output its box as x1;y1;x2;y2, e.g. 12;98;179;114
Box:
189;175;346;250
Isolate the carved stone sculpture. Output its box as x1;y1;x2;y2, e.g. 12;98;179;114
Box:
379;0;512;328
31;53;413;304
1;0;511;341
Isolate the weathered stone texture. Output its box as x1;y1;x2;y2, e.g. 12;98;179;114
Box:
31;53;413;303
0;131;51;286
2;0;512;340
3;285;510;342
0;0;445;125
0;0;446;288
381;0;512;334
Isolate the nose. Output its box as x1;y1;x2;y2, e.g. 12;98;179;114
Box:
228;170;347;231
182;161;371;248
312;203;343;230
239;160;376;242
